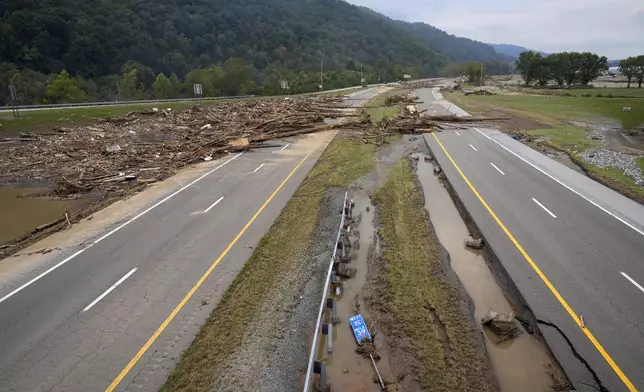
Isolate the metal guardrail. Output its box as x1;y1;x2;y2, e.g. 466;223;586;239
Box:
0;83;380;112
0;95;256;112
303;191;350;392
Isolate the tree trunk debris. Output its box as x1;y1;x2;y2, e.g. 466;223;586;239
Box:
0;95;508;199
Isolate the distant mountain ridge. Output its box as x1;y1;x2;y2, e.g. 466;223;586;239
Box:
489;43;548;59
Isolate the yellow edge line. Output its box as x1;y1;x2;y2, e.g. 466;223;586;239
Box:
431;133;636;392
105;150;314;392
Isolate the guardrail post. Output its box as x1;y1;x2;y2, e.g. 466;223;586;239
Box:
322;323;333;354
314;361;329;392
327;298;339;324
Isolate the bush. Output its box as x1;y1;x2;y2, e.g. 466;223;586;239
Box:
581;93;592;97
595;93;603;97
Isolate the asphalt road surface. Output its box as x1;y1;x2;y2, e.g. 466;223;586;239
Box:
419;88;644;392
0;87;385;392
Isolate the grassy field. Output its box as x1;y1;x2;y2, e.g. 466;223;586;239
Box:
528;125;601;151
161;137;376;391
532;87;644;98
445;90;644;203
452;93;644;129
373;159;492;392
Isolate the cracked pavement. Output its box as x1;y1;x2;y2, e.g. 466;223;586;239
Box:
419;87;644;391
0;85;388;392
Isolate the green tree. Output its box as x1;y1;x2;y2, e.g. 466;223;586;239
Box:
546;53;567;86
153;73;174;99
45;69;87;103
169;73;182;96
577;52;608;85
634;55;644;88
619;57;637;88
516;51;543;86
533;58;552;86
121;61;155;97
120;68;142;99
221;58;253;95
184;66;225;96
3;67;48;105
463;62;484;85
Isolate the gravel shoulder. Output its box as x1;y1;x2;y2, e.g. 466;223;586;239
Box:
160;137;377;391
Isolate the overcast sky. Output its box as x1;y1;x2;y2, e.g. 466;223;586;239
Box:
346;0;643;59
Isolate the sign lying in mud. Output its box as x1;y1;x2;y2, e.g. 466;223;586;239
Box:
349;314;372;343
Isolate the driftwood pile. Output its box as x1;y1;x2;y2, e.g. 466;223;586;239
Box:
342;109;509;146
0;93;509;198
384;94;422;106
402;80;442;90
0;96;349;196
464;89;497;96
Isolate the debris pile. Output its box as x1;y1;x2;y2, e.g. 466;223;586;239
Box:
384;94;421;106
0;96;348;196
342;110;509;146
464;89;497;96
402;80;441;89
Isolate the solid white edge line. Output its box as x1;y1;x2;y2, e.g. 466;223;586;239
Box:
490;162;505;175
83;268;138;312
474;128;644;237
204;196;224;213
455;131;461;136
0;248;86;304
280;143;290;151
253;163;265;173
621;271;644;294
469;144;478;151
442;104;455;114
0;152;243;305
532;197;557;218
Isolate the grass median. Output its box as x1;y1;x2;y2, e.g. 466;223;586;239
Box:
373;159;492;391
161;137;376;391
363;87;404;122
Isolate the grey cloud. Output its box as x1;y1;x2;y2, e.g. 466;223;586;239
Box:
346;0;644;58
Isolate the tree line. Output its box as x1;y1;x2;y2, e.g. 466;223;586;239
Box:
515;51;610;87
0;58;423;105
618;56;644;88
1;0;518;106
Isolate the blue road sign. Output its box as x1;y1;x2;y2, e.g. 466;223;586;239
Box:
349;314;372;343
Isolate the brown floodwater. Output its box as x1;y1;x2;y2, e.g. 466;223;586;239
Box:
415;155;556;392
0;188;90;246
325;191;400;391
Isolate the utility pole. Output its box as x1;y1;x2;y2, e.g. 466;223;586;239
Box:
480;63;484;87
360;63;363;86
320;59;323;91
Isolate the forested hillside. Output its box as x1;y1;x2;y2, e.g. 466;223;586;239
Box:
489;44;547;59
0;0;511;105
394;22;507;63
